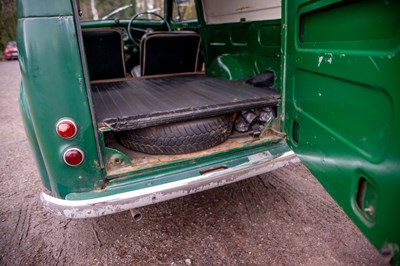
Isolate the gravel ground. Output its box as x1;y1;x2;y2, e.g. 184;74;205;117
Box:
0;60;387;266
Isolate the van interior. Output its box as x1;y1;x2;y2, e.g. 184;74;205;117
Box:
79;0;284;176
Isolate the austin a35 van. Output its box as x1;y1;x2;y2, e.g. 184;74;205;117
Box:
17;0;399;263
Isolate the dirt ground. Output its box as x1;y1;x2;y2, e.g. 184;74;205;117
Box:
0;61;387;265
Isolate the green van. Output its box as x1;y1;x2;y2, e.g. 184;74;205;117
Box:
17;0;399;263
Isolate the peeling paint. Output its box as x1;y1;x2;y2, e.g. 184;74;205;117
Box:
318;56;323;67
41;152;300;219
368;56;380;72
217;57;232;79
318;55;333;67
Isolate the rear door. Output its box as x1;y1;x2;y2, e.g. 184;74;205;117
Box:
282;0;400;262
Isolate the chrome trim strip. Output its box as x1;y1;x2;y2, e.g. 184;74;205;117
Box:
41;151;299;219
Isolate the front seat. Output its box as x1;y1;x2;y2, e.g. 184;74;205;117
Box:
82;29;126;81
132;31;201;77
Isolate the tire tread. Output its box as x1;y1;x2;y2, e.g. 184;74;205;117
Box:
118;115;233;155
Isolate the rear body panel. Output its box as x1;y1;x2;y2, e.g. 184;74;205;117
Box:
17;1;104;198
41;145;298;218
18;0;288;214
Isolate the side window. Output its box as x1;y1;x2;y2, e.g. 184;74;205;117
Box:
173;0;197;22
79;0;164;21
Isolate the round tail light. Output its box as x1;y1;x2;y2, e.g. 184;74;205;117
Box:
63;148;84;166
56;119;77;139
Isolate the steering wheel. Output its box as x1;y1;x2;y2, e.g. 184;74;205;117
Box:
127;12;171;46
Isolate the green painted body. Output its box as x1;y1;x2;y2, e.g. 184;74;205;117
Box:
282;0;400;262
202;20;281;85
17;0;72;18
17;0;399;262
17;1;104;198
19;86;51;190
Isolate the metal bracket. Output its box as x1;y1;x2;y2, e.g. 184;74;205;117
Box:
104;147;131;171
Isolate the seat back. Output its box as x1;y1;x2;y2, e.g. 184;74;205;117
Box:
140;31;201;76
82;29;126;80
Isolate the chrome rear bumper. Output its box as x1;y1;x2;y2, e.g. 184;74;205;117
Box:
41;151;299;219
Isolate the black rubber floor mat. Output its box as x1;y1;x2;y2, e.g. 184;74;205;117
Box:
92;74;279;131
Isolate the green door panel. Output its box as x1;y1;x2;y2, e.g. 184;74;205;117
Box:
283;0;400;262
17;0;73;18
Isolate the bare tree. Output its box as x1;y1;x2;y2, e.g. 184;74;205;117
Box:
90;0;99;20
0;0;17;52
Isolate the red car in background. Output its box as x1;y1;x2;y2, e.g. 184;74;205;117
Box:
3;41;18;60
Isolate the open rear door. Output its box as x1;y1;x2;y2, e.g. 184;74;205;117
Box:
282;0;400;262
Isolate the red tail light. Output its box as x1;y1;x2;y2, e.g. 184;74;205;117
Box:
56;119;77;139
63;148;84;166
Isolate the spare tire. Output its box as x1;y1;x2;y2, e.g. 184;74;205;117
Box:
118;115;233;155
